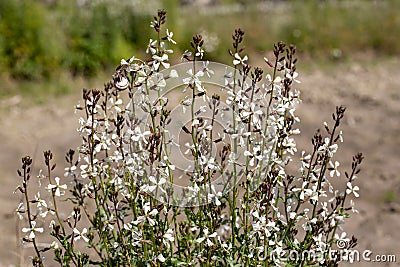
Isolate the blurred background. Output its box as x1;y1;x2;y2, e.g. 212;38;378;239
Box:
0;0;399;97
0;0;399;266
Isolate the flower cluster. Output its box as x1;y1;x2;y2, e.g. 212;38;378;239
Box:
15;10;363;267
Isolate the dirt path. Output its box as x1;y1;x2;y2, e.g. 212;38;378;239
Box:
1;57;399;266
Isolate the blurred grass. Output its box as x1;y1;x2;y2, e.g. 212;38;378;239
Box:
179;0;400;62
0;0;399;101
0;71;112;106
281;0;400;58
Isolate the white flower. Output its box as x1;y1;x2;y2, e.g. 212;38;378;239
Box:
282;137;297;155
334;232;350;246
163;229;174;248
34;192;50;218
196;46;204;58
182;68;204;92
133;202;158;226
286;71;301;83
329;161;340;177
64;165;77;177
318;138;338;157
81;183;94;197
202;61;214;77
208;185;222;206
22;221;43;239
252;211;277;238
73;228;89;242
328;144;338;157
196;228;217;246
163;228;174;242
129;127;151;143
346;182;359;198
148;176;166;193
299;151;311;172
94;132;111;152
266;73;282;85
152;54;170;70
244;145;263;167
157;253;166;263
15;202;25;220
109;97;123;113
181;50;192;61
233;53;248;66
350;199;359;214
51;241;59;249
47;177;67;197
166;29;176;44
146;39;157;54
292;181;313;200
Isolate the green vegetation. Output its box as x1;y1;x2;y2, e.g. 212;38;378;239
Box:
14;11;364;265
384;191;396;203
281;0;400;58
0;0;151;79
0;0;399;98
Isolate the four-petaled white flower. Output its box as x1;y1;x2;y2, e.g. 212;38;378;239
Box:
183;69;204;92
22;221;43;239
133;202;159;226
64;165;77;177
346;182;359;198
292;181;313;200
286;71;301;83
329;161;340;177
152;54;170;70
148;176;166;193
233;53;248;66
129;127;151;143
47;177;67;197
208;185;223;206
73;227;89;242
196;228;217;246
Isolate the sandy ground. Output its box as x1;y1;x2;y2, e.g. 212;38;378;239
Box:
0;56;399;266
